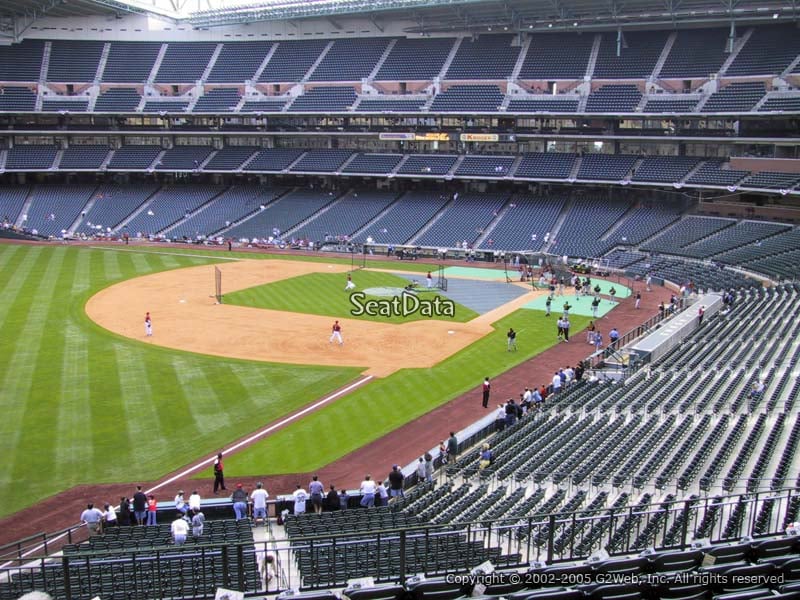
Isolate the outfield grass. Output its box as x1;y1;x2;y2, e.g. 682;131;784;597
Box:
105;244;435;273
211;309;591;477
0;245;360;519
224;271;479;323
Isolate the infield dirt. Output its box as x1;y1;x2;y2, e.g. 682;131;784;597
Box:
85;257;544;377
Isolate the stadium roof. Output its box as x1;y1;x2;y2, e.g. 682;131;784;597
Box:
0;0;797;32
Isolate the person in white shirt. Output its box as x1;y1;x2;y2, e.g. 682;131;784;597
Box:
171;513;189;545
292;485;308;514
564;366;574;383
188;490;201;512
103;503;117;529
174;491;187;516
359;475;377;508
251;482;269;525
80;503;104;536
376;481;389;507
522;388;532;405
552;372;562;394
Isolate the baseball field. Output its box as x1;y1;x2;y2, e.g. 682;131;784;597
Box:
0;243;591;522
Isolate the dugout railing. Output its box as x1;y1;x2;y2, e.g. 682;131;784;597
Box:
2;487;800;599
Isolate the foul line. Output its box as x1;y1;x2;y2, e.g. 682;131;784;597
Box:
88;246;243;261
1;374;373;568
144;374;374;495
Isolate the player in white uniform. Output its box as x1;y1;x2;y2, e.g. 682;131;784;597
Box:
345;273;356;290
330;320;343;345
145;312;153;336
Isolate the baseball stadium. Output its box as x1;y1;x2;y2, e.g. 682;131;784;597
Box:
0;0;799;598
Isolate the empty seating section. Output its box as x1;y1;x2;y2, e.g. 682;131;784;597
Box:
740;171;800;190
445;34;519;79
520;33;593;78
515;152;576;179
74;184;159;235
289;149;352;173
551;197;629;257
703;82;765;112
194;88;242;112
714;228;800;279
507;97;580;113
288;86;356;112
375;37;454;80
577;154;637;181
397;154;457;176
356;98;426;112
243;148;304;172
258;40;328;82
310;38;391;81
58;145;109;170
480;196;565;251
759;95;800;112
608;204;682;246
342;154;403;174
660;28;729;77
240;97;287;112
414;193;507;247
727;24;800;75
107;145;162;170
679;220;791;259
5;145;57;170
226;190;336;240
594;31;669;78
141;100;189;113
430;85;504;112
0;87;37;111
455;155;515;177
585;85;642;112
641;216;735;254
102;42;162;83
204;146;258;171
0;187;30;224
123;185;223;235
632;156;701;183
94;88;141;112
0;40;44;81
642;96;698;113
47;40;104;82
155;146;214;171
169;186;284;239
687;161;749;186
625;254;755;290
155;42;217;83
25;184;95;237
293;191;397;240
40;99;89;112
353;191;448;244
207;42;272;83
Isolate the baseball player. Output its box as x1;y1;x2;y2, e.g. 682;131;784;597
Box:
145;312;153;336
330;320;343;345
345;273;356;291
426;272;433;289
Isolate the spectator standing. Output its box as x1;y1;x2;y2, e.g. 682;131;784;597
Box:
103;503;117;529
146;495;158;526
232;484;248;520
447;432;458;462
171;513;189;545
292;484;308;514
424;452;434;483
388;465;405;499
327;485;341;511
191;508;205;538
359;475;377;508
251;482;269;525
132;486;147;526
119;497;131;526
309;475;325;514
80;503;104;536
188;490;201;512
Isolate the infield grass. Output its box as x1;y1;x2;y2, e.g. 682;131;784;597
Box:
0;245;360;519
224;271;479;323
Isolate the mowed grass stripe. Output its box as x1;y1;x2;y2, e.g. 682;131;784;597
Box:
102;248;123;280
171;356;229;436
55;321;93;483
221;310;591;476
0;246;42;336
115;343;171;470
1;247;68;488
